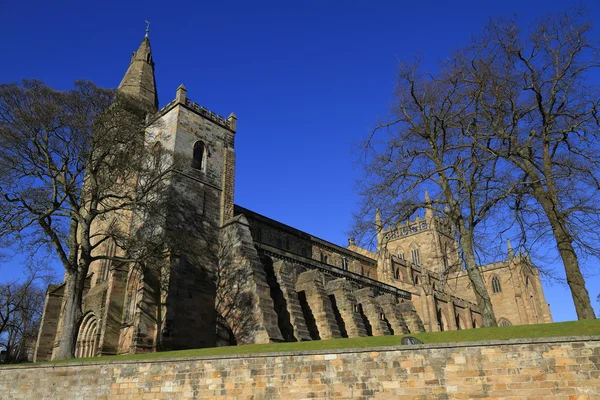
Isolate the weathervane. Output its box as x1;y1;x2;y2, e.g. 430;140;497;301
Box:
145;20;151;37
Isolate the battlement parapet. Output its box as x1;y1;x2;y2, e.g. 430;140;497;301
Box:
153;87;237;132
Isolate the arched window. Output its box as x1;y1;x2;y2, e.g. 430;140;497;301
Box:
394;268;400;280
192;141;206;170
491;275;502;293
341;257;348;271
98;240;116;283
414;275;420;285
397;248;405;261
498;318;512;327
411;247;421;265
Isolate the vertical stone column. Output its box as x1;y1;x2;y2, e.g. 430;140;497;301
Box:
220;147;236;226
353;288;391;336
463;306;474;329
446;299;458;331
375;294;410;335
100;267;128;354
33;284;64;362
296;270;341;340
396;302;426;333
273;261;312;341
325;279;367;338
220;216;283;344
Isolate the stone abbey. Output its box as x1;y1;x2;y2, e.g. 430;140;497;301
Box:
33;34;552;362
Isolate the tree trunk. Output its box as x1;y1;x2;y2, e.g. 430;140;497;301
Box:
458;225;498;327
53;269;85;360
536;191;596;320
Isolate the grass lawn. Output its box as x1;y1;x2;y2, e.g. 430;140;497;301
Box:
41;318;600;364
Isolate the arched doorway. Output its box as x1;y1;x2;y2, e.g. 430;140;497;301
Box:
75;312;100;358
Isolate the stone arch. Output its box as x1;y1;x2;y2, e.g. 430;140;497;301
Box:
75;312;100;358
396;247;405;261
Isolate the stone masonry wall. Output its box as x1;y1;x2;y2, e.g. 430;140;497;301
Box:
4;336;598;399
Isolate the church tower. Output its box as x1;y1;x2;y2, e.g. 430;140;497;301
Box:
379;193;461;274
113;30;238;351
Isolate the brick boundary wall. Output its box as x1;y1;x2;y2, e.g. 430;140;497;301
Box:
1;336;599;399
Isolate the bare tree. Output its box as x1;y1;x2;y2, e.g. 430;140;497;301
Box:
0;264;53;363
354;56;515;327
0;80;171;359
461;9;600;319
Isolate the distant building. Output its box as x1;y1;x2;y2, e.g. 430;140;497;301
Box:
34;33;551;361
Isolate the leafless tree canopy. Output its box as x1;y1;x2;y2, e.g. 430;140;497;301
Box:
0;264;54;364
0;80;173;359
355;7;599;322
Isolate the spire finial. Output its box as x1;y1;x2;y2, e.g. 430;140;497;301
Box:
145;20;151;37
424;189;431;203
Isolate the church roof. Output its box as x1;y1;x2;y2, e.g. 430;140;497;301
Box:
117;34;159;111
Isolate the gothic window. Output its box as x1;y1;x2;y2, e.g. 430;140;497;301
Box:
455;312;461;330
341;257;348;271
411;247;421;265
394;268;400;280
397;248;405;261
414;275;420;285
99;240;116;283
192;141;206;170
491;275;502;293
498;318;512;327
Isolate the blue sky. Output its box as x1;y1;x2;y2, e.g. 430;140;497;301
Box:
1;0;598;321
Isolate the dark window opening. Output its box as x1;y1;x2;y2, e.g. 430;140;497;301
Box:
276;238;282;248
192;141;206;170
341;257;348;271
492;276;502;293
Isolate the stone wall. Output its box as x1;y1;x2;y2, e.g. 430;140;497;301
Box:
5;336;598;399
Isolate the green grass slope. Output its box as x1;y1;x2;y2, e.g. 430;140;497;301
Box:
45;318;600;364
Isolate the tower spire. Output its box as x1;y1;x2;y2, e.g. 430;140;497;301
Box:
507;238;515;259
424;189;434;219
375;208;383;248
117;28;159;111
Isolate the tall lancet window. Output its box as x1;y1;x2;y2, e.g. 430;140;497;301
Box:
192;141;206;171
